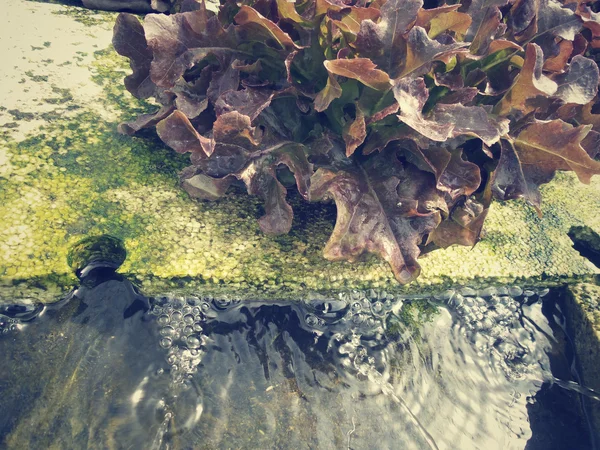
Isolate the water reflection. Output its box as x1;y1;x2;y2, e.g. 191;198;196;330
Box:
0;273;595;449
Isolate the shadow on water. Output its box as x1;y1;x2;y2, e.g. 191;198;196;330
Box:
0;273;597;449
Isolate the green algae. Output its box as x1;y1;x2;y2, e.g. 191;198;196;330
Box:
386;300;440;340
89;45;157;122
43;86;73;105
7;110;36;121
24;70;49;83
50;3;117;27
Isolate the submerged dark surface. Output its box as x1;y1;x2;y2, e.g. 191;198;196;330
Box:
0;273;597;449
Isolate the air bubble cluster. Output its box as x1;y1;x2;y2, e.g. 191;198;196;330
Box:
296;285;555;382
325;290;398;336
150;284;554;385
0;314;19;334
0;303;42;335
150;295;210;383
437;286;554;379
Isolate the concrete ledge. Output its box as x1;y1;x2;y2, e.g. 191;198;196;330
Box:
1;0;600;303
564;282;600;437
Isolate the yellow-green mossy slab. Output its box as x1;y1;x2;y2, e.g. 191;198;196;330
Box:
1;0;600;303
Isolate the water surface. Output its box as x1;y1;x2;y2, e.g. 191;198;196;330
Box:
0;274;595;449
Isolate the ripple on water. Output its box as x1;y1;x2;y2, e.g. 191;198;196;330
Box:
0;285;593;449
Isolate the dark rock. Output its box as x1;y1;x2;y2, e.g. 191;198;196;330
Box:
568;225;600;268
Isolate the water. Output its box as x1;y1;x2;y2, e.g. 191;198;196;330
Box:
0;272;596;449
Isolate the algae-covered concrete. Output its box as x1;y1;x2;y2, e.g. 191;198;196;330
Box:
1;0;600;303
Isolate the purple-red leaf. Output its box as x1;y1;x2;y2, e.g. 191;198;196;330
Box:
171;69;212;119
552;55;599;105
461;0;509;53
314;74;343;112
166;110;313;235
342;105;366;157
513;119;600;185
543;39;573;72
235;5;300;51
537;0;582;41
428;11;472;39
239;160;293;234
118;103;175;135
492;139;542;211
429;195;491;248
156;110;215;157
509;0;582;42
309;167;417;284
206;56;241;104
495;43;558;116
214;88;275;121
180;166;233;200
354;0;423;76
397;27;469;78
405;144;482;199
394;78;509;145
394;78;453;141
324;58;391;91
377;0;422;38
494;119;600;213
112;13;156;99
309;146;443;284
144;11;236;88
239;142;312;234
416;5;461;27
328;6;381;35
469;6;505;56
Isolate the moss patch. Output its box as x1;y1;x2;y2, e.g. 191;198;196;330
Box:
385;300;439;339
50;3;117;27
43;86;74;105
24;70;49;83
89;45;157;121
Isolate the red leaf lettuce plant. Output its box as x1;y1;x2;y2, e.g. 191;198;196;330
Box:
113;0;600;284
